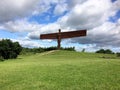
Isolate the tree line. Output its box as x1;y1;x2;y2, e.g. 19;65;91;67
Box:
95;49;120;57
21;47;75;55
0;39;75;61
0;39;120;61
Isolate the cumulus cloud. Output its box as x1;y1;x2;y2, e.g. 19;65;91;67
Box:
59;0;113;29
0;0;40;23
0;37;43;47
0;0;120;51
54;3;68;15
18;40;42;48
0;0;63;23
28;23;60;39
112;0;120;11
57;0;120;49
0;18;60;39
67;0;87;8
70;20;120;47
12;38;43;48
2;19;43;32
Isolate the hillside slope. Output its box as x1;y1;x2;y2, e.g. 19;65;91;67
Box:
0;50;120;90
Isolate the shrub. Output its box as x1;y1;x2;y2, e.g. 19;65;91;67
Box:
21;47;75;55
0;39;22;59
81;48;85;52
96;49;114;54
104;49;114;54
0;56;4;61
61;47;75;51
44;47;57;51
116;52;120;57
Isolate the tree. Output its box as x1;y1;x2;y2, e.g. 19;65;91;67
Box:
82;48;85;52
105;49;114;54
0;39;22;59
96;49;105;53
116;52;120;57
96;49;114;54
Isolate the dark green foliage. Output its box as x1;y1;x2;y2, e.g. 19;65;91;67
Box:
105;49;114;54
116;52;120;57
0;39;22;59
21;47;75;55
61;47;75;51
96;49;105;53
96;49;114;54
44;47;57;51
21;47;46;55
81;48;85;52
0;56;4;61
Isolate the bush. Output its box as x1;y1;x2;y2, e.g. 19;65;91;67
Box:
105;49;114;54
96;49;114;54
21;47;75;55
0;39;22;59
81;48;85;52
44;47;57;51
0;56;4;61
116;52;120;57
21;47;45;55
61;47;75;51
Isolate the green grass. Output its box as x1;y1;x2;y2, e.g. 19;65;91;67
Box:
0;50;120;90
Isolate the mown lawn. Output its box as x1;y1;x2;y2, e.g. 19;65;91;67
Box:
0;50;120;90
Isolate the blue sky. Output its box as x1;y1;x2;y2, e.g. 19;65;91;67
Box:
0;0;120;52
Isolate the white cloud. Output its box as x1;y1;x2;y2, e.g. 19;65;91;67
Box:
28;23;60;39
68;0;87;8
70;20;120;47
12;38;43;48
2;19;43;32
0;0;41;23
0;0;120;52
54;3;68;15
0;37;43;47
0;0;66;23
59;0;113;29
112;0;120;11
19;40;42;48
0;18;60;39
56;0;120;50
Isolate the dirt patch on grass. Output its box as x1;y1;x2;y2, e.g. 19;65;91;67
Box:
40;50;59;56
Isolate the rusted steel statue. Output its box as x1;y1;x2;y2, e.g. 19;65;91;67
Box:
40;29;87;49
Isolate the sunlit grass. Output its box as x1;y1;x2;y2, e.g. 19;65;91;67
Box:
0;50;120;90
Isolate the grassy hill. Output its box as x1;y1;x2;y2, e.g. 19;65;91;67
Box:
0;50;120;90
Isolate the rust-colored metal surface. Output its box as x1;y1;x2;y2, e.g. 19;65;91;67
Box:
40;29;87;49
57;29;61;49
40;33;58;39
40;30;86;39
